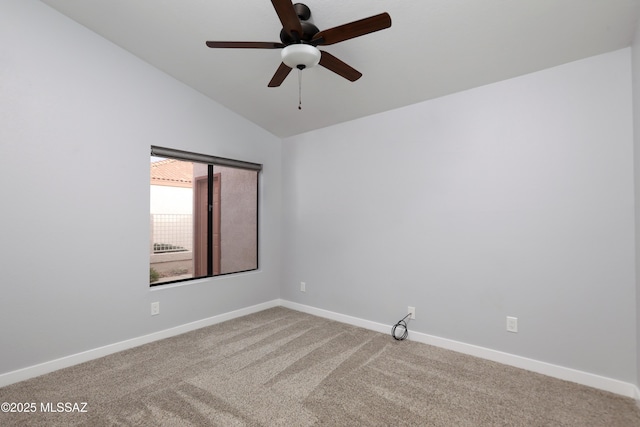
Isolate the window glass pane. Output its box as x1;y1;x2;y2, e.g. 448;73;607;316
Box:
215;166;258;275
150;157;206;284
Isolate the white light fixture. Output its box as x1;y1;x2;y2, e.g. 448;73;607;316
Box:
281;44;321;70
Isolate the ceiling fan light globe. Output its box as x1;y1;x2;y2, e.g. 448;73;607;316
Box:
281;44;320;69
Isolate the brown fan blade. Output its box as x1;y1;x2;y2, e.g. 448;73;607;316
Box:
268;62;293;87
271;0;303;40
206;41;284;49
312;13;391;46
318;51;362;82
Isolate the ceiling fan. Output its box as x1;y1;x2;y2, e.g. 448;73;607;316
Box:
205;0;392;88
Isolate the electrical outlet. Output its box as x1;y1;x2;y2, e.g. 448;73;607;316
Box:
408;306;416;320
300;282;306;292
151;302;160;316
506;316;518;333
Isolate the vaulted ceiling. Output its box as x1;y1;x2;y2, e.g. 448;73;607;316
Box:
40;0;640;137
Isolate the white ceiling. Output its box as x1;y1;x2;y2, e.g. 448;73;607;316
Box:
40;0;640;138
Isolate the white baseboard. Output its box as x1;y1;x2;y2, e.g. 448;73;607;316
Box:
3;298;639;402
0;300;281;388
280;300;640;399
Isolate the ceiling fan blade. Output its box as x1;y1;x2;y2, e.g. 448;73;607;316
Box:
312;13;391;46
268;62;293;87
206;41;284;49
271;0;303;40
319;51;362;82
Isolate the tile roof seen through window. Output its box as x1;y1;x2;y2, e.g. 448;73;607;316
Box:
150;158;193;188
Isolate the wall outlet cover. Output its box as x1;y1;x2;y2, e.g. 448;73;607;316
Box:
151;302;160;316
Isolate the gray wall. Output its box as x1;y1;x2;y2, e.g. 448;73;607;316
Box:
0;0;282;375
282;49;636;383
633;15;640;390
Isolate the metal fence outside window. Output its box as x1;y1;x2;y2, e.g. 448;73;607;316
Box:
150;214;193;253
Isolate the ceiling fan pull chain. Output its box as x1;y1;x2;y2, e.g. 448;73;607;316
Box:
298;68;302;110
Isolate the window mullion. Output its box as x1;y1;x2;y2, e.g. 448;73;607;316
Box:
207;165;214;277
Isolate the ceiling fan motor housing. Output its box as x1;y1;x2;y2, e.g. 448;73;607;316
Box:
279;21;318;44
279;3;318;44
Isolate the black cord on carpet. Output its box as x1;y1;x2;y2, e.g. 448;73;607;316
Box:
391;313;411;340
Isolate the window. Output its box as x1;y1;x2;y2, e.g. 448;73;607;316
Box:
149;146;260;285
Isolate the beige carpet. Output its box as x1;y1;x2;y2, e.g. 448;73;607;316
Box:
1;307;639;426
